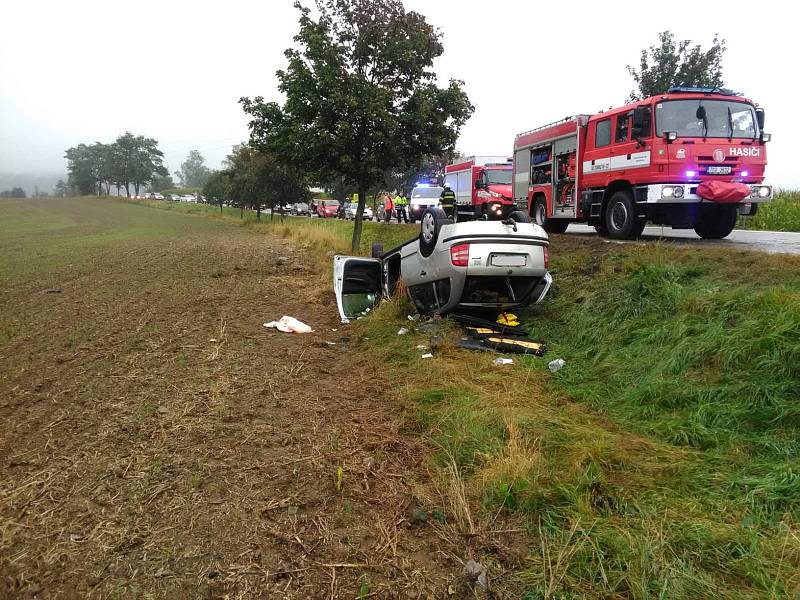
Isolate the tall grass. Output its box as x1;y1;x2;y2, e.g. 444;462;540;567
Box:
739;190;800;232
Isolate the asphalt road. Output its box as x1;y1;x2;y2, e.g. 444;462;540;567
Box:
566;224;800;255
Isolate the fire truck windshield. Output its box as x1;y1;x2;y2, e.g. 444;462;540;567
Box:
486;170;512;185
655;100;758;139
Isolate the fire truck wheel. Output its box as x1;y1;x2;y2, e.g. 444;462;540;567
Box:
418;208;452;258
605;191;645;239
693;204;738;239
534;199;569;233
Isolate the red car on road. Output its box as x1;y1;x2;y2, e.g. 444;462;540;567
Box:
317;199;340;218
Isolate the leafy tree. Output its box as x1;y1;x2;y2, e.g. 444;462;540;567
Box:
627;31;726;101
113;132;168;197
241;0;474;251
225;145;309;220
64;144;99;195
175;150;211;188
54;179;70;197
202;170;231;213
0;187;27;198
148;172;175;193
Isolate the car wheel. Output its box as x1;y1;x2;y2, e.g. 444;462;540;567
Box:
693;204;738;239
418;208;451;258
534;198;569;233
508;210;532;224
604;190;644;240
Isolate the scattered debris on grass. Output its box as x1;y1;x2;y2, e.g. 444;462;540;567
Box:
264;315;313;333
548;358;566;372
493;358;514;366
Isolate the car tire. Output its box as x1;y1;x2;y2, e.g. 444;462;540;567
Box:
418;208;452;258
693;204;738;239
534;198;569;233
604;190;645;240
509;210;532;224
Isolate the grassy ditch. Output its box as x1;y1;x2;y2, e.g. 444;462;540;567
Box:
136;197;800;596
739;190;800;232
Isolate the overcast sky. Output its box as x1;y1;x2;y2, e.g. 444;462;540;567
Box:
1;0;797;188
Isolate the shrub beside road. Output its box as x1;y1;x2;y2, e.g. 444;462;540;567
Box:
739;189;800;232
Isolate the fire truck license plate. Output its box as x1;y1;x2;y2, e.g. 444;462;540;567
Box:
707;166;732;175
491;254;526;267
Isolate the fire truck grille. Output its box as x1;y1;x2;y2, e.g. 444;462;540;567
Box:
697;156;738;162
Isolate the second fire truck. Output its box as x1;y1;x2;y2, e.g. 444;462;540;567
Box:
512;87;773;239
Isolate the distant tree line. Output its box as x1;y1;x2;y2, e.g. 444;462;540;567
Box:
0;187;27;198
64;132;168;197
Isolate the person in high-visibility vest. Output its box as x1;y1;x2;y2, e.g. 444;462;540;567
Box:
440;185;457;220
395;192;409;223
383;193;394;223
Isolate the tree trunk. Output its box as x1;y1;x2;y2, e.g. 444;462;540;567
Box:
257;205;261;220
351;187;366;253
124;182;130;197
105;181;110;195
219;200;223;214
134;182;140;196
240;205;244;219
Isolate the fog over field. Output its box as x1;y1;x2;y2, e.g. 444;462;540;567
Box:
1;0;797;193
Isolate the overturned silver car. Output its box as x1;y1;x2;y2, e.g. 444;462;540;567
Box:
334;208;552;322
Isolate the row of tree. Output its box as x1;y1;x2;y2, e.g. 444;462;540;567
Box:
64;132;218;197
202;144;309;218
64;132;168;197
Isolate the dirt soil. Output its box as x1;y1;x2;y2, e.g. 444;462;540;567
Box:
0;226;485;598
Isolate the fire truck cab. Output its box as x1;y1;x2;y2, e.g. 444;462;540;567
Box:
444;156;514;221
512;87;772;239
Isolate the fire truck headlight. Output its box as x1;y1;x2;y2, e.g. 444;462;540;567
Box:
754;185;772;198
661;185;685;199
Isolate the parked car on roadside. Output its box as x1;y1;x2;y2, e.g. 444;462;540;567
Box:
291;202;310;216
334;208;551;321
344;203;373;220
317;199;340;218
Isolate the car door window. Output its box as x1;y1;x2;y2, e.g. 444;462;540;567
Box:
334;256;382;321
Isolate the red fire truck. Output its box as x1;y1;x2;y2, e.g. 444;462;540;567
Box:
444;156;514;220
512;87;773;239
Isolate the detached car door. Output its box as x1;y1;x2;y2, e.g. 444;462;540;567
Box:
333;256;383;322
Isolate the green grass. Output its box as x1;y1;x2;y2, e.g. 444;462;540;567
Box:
0;196;228;284
122;196;800;596
739;190;800;232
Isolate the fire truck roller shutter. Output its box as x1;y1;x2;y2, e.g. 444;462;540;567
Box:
457;171;471;205
444;172;458;200
514;148;531;204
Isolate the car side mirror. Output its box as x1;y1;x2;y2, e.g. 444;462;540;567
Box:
756;108;765;130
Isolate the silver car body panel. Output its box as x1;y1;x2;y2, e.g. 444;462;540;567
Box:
334;220;551;321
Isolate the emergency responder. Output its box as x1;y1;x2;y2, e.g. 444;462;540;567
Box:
383;193;394;224
395;191;408;223
440;184;457;220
